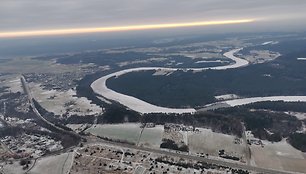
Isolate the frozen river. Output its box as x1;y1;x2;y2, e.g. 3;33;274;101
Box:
91;48;306;114
199;96;306;112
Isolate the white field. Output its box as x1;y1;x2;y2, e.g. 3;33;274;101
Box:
91;48;248;114
30;83;103;116
297;58;306;60
1;160;25;174
0;75;23;93
86;123;164;147
188;128;245;157
86;123;143;143
28;152;73;174
250;139;306;173
138;125;164;148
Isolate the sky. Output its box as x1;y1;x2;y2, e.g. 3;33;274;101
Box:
1;0;306;35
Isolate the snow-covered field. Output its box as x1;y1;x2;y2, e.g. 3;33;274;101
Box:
138;125;164;148
91;48;248;114
1;161;25;174
86;123;142;143
85;123;164;147
30;83;103;116
188;128;245;158
28;152;74;174
0;75;23;93
250;139;306;173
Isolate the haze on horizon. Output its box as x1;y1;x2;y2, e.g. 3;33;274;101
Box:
1;0;306;37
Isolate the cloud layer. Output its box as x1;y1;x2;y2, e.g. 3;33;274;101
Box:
1;0;306;32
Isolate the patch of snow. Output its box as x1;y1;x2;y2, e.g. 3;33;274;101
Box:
3;76;23;93
215;94;240;101
195;60;229;64
152;69;175;76
262;41;279;45
297;58;306;61
285;112;306;120
30;83;103;116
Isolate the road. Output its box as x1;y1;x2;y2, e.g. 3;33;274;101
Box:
242;123;251;165
20;75;80;137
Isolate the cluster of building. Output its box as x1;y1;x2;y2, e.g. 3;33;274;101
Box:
140;123;156;128
164;123;198;132
0;133;62;159
24;64;100;91
3;117;36;129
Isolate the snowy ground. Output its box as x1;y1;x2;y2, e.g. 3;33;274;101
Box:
85;123;164;148
0;161;25;174
188;128;245;159
215;94;240;101
0;75;23;93
138;125;164;148
250;139;306;173
28;152;74;174
86;123;142;143
29;82;103;116
243;50;280;64
91;48;248;114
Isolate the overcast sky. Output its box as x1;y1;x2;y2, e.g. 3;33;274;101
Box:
1;0;306;32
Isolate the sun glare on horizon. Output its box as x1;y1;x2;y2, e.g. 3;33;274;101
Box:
0;19;255;38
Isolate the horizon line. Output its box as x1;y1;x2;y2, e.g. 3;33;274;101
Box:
0;19;255;38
